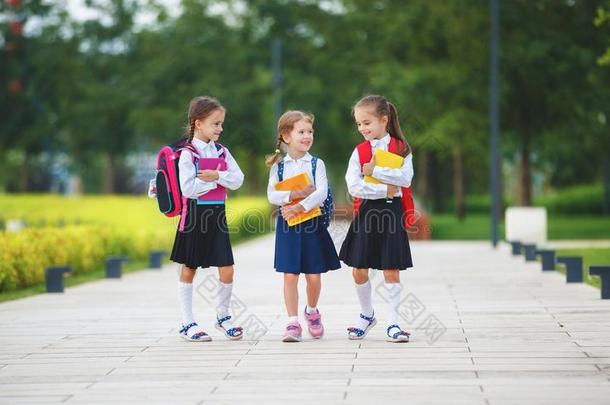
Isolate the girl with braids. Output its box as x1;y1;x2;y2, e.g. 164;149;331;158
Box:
340;95;414;343
266;111;340;342
171;96;245;342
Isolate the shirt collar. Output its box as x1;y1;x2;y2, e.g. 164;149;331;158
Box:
370;134;391;148
192;137;214;151
284;152;312;164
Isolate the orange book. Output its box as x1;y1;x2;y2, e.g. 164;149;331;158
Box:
275;172;321;226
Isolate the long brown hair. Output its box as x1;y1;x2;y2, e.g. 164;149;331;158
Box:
354;95;411;157
184;96;225;143
265;110;315;167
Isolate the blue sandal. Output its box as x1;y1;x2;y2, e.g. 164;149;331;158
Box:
179;322;211;342
215;315;244;340
347;313;377;340
386;324;410;343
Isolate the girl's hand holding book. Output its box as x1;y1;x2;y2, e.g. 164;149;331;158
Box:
362;156;376;176
281;203;305;220
386;184;399;199
197;163;223;182
290;184;315;201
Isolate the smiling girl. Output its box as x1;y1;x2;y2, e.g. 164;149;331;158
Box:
339;95;414;343
171;96;245;342
266;110;341;342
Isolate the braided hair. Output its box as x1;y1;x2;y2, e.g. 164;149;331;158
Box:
184;96;225;143
265;110;314;167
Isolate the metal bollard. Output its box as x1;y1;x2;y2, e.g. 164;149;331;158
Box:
590;266;610;299
509;241;522;256
523;244;537;262
106;256;128;279
557;257;583;283
536;250;556;271
45;266;72;293
149;251;167;269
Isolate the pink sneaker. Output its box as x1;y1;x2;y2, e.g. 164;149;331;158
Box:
282;322;302;342
304;307;324;339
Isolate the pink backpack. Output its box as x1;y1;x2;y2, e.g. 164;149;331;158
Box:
154;140;226;221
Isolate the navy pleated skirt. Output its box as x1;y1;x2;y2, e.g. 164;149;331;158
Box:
274;215;341;274
339;197;413;270
170;199;234;269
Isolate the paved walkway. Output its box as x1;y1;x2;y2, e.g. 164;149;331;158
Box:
1;224;610;404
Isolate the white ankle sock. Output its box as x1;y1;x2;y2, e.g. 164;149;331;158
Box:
355;281;374;330
178;281;195;325
288;315;298;324
216;281;233;318
306;305;317;314
386;282;402;326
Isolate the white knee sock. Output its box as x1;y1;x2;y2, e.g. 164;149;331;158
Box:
355;281;374;330
355;280;374;316
178;281;195;325
386;282;402;326
216;281;233;318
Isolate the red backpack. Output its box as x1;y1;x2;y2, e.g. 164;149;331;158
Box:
353;137;415;229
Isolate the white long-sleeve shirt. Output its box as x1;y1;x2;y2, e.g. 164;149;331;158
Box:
345;134;414;200
179;137;244;199
267;152;328;212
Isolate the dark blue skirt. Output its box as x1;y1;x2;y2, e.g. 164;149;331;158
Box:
274;215;341;274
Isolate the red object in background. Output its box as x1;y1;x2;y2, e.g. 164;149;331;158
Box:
6;0;22;8
9;21;23;35
8;79;22;94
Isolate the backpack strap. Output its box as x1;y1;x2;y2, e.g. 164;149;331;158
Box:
356;141;373;169
178;143;200;164
277;160;284;182
214;142;227;159
311;156;318;186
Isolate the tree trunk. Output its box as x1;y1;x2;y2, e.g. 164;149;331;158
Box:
519;137;532;206
247;153;258;195
102;153;115;194
18;150;29;192
602;154;610;215
452;146;465;220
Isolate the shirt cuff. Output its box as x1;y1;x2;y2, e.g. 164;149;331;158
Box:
271;190;291;206
217;171;229;182
372;165;384;180
372;183;388;199
195;178;217;190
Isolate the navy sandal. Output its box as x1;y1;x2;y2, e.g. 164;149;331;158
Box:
215;315;244;340
386;324;410;343
179;322;211;342
347;313;377;340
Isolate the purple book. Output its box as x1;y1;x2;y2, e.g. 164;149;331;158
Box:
196;158;228;203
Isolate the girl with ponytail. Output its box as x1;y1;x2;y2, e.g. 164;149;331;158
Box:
339;95;415;343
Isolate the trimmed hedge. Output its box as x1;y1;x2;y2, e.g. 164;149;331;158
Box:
0;195;271;293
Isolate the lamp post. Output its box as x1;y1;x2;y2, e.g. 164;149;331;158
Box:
489;0;501;247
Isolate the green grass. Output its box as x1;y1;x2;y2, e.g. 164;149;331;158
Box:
429;214;610;240
554;248;610;289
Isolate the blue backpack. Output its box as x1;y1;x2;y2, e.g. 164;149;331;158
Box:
277;156;333;227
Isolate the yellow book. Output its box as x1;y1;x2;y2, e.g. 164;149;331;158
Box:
275;172;322;226
364;148;404;184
